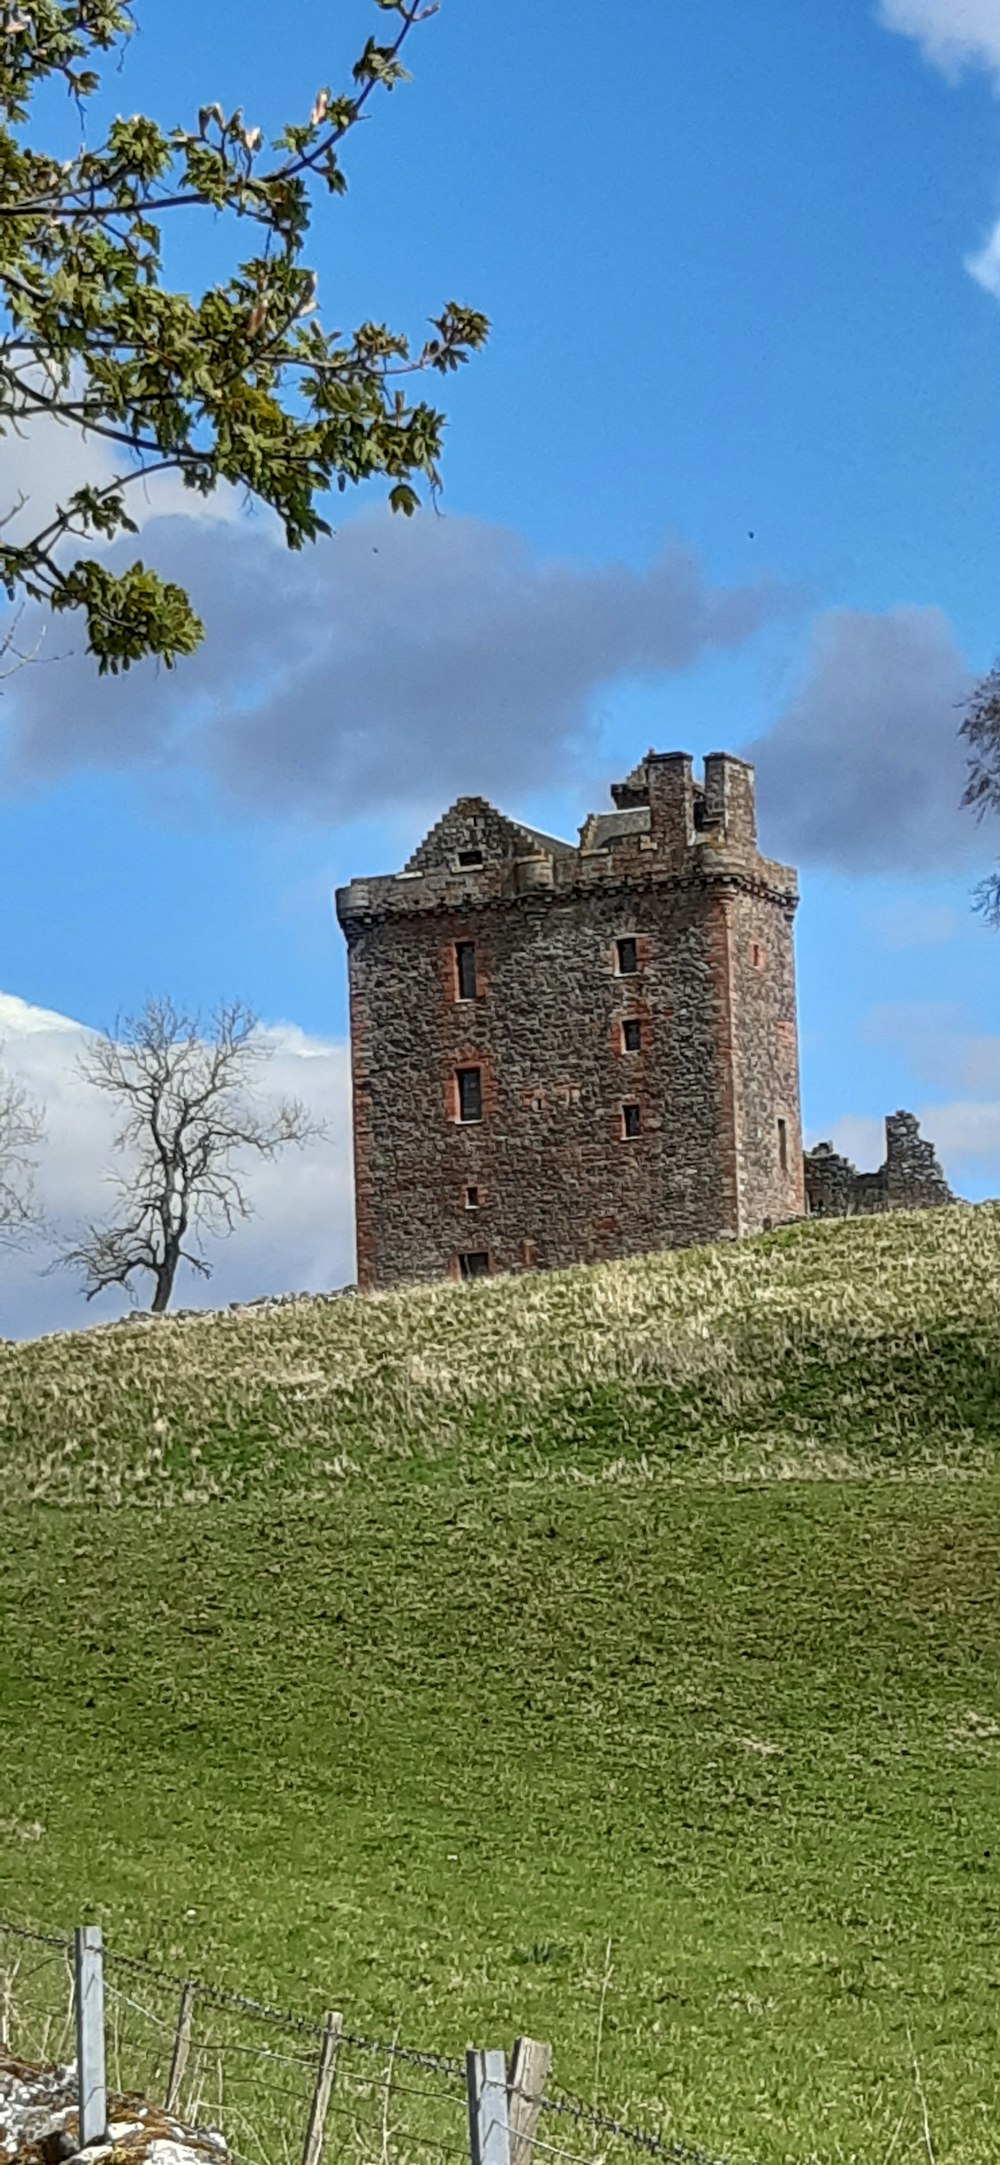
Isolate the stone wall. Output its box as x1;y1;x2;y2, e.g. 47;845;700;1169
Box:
726;882;805;1230
345;882;732;1287
337;751;805;1292
804;1110;956;1218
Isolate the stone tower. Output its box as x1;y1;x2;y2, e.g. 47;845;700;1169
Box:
335;750;805;1291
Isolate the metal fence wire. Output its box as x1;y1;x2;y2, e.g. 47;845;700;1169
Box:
0;1924;75;2071
0;1918;732;2165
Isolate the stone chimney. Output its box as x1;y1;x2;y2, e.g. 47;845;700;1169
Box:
646;751;695;870
701;753;757;849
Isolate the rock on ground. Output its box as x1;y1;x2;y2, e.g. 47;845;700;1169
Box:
0;2052;227;2165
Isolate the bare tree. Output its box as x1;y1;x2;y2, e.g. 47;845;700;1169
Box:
960;662;1000;925
0;1053;46;1249
58;998;326;1314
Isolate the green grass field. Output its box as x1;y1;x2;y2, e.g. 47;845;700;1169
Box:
3;1205;1000;2165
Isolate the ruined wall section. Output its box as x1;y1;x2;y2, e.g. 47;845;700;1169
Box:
883;1110;956;1208
804;1111;956;1218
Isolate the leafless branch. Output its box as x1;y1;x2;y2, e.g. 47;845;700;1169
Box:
0;599;51;679
0;1052;47;1249
959;661;1000;927
54;996;328;1312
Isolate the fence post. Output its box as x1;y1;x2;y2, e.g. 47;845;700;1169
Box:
74;1926;107;2147
165;1981;197;2114
507;2038;552;2165
467;2049;511;2165
301;2011;342;2165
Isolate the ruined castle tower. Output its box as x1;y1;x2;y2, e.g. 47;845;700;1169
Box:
335;750;805;1291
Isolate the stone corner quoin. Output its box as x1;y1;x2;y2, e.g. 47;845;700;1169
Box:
333;748;955;1292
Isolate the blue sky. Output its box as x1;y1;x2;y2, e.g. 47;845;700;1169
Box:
2;0;1000;1332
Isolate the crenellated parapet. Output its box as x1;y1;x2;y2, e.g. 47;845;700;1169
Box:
335;751;797;931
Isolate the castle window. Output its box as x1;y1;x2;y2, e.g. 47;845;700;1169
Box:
616;937;638;976
622;1017;641;1052
622;1102;642;1139
778;1116;788;1172
752;944;760;967
458;848;483;868
455;940;477;1000
465;1185;479;1210
457;1067;482;1123
459;1250;490;1280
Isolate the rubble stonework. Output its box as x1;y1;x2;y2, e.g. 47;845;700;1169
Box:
0;2051;227;2165
804;1111;956;1218
335;751;806;1291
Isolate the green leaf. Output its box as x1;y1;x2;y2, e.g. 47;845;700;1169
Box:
0;0;485;673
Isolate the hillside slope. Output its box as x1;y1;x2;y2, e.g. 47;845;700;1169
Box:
3;1205;1000;2165
2;1202;999;1502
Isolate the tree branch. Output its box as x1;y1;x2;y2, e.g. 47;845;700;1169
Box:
57;997;327;1311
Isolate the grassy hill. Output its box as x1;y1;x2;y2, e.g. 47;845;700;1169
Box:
3;1202;1000;1503
3;1205;1000;2165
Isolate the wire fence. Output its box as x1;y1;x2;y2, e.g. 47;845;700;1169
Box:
0;1916;730;2165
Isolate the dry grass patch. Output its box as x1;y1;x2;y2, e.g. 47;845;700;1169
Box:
2;1203;1000;1502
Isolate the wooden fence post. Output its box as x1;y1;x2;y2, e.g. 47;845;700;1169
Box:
165;1981;197;2115
467;2049;511;2165
301;2011;342;2165
507;2038;552;2165
74;1926;107;2147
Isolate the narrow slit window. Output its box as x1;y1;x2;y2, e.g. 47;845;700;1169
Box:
455;940;477;1000
459;1251;490;1280
622;1017;642;1052
622;1102;642;1139
465;1185;479;1210
457;1067;482;1123
752;944;760;967
778;1116;788;1171
616;937;638;976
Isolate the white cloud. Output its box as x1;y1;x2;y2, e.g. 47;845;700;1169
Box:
0;991;79;1039
877;3;1000;302
923;1098;1000;1159
878;0;1000;80
0;993;353;1342
0;395;246;570
806;1111;886;1169
0;408;246;679
965;215;1000;295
